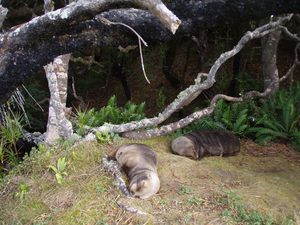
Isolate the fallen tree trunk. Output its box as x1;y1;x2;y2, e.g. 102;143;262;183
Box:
1;0;300;105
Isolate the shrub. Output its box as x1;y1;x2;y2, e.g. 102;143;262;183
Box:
246;82;300;149
73;95;146;136
183;98;259;138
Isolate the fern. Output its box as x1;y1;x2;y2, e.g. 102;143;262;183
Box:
184;98;250;137
137;102;146;115
249;82;300;146
222;106;231;122
256;128;289;141
128;104;137;115
213;99;226;122
107;95;117;108
72;95;146;136
232;113;247;133
206;121;226;130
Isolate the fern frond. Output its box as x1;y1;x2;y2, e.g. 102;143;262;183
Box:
137;102;146;115
124;101;133;110
280;98;293;132
256;128;288;139
206;121;226;130
278;88;287;105
128;104;137;115
230;102;239;121
257;135;275;144
222;106;231;121
262;119;286;132
107;95;117;108
232;114;247;133
234;124;248;134
83;108;94;125
214;99;226;121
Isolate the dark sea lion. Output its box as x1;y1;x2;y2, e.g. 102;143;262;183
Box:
109;143;160;199
171;130;240;160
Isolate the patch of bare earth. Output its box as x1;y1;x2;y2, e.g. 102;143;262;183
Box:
108;138;300;224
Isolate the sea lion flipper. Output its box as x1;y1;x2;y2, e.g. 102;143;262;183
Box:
108;148;119;158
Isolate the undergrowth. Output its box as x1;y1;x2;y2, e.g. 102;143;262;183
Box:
0;138;299;224
179;81;300;151
220;190;275;225
0;140;121;224
73;95;146;136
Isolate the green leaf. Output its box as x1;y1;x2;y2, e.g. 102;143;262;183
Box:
128;104;137;115
56;173;64;185
57;157;67;173
222;106;231;122
137;102;146;115
20;184;28;192
232;114;247;133
47;165;58;174
107;95;117;108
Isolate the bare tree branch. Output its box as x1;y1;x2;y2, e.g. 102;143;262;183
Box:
87;14;297;138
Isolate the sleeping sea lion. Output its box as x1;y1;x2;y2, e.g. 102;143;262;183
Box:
171;130;240;160
109;143;160;199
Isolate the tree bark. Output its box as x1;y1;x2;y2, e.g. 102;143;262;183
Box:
0;6;8;28
44;0;74;145
260;16;282;99
44;54;73;145
1;0;300;105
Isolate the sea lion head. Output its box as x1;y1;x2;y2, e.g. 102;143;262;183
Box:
129;172;160;199
171;136;198;159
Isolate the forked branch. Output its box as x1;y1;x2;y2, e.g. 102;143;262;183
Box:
86;14;299;138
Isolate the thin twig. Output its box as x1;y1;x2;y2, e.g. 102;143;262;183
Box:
100;17;150;84
22;85;44;112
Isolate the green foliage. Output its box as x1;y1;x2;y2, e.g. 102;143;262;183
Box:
0;112;24;174
47;157;68;185
221;190;274;224
246;82;300;149
20;183;29;200
178;186;192;195
96;131;112;145
184;99;256;137
72;95;146;136
188;195;202;208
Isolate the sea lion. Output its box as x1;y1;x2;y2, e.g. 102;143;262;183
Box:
171;130;240;160
109;143;160;199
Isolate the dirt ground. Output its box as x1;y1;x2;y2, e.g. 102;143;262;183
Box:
110;137;300;224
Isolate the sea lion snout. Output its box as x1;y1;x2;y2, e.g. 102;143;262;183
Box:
129;171;160;199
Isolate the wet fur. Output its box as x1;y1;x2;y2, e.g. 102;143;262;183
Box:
171;130;240;160
109;143;160;199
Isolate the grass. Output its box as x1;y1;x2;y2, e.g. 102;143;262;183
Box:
0;137;299;224
0;141;121;224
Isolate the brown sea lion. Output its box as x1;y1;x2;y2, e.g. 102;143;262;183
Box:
109;143;160;199
171;130;240;160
